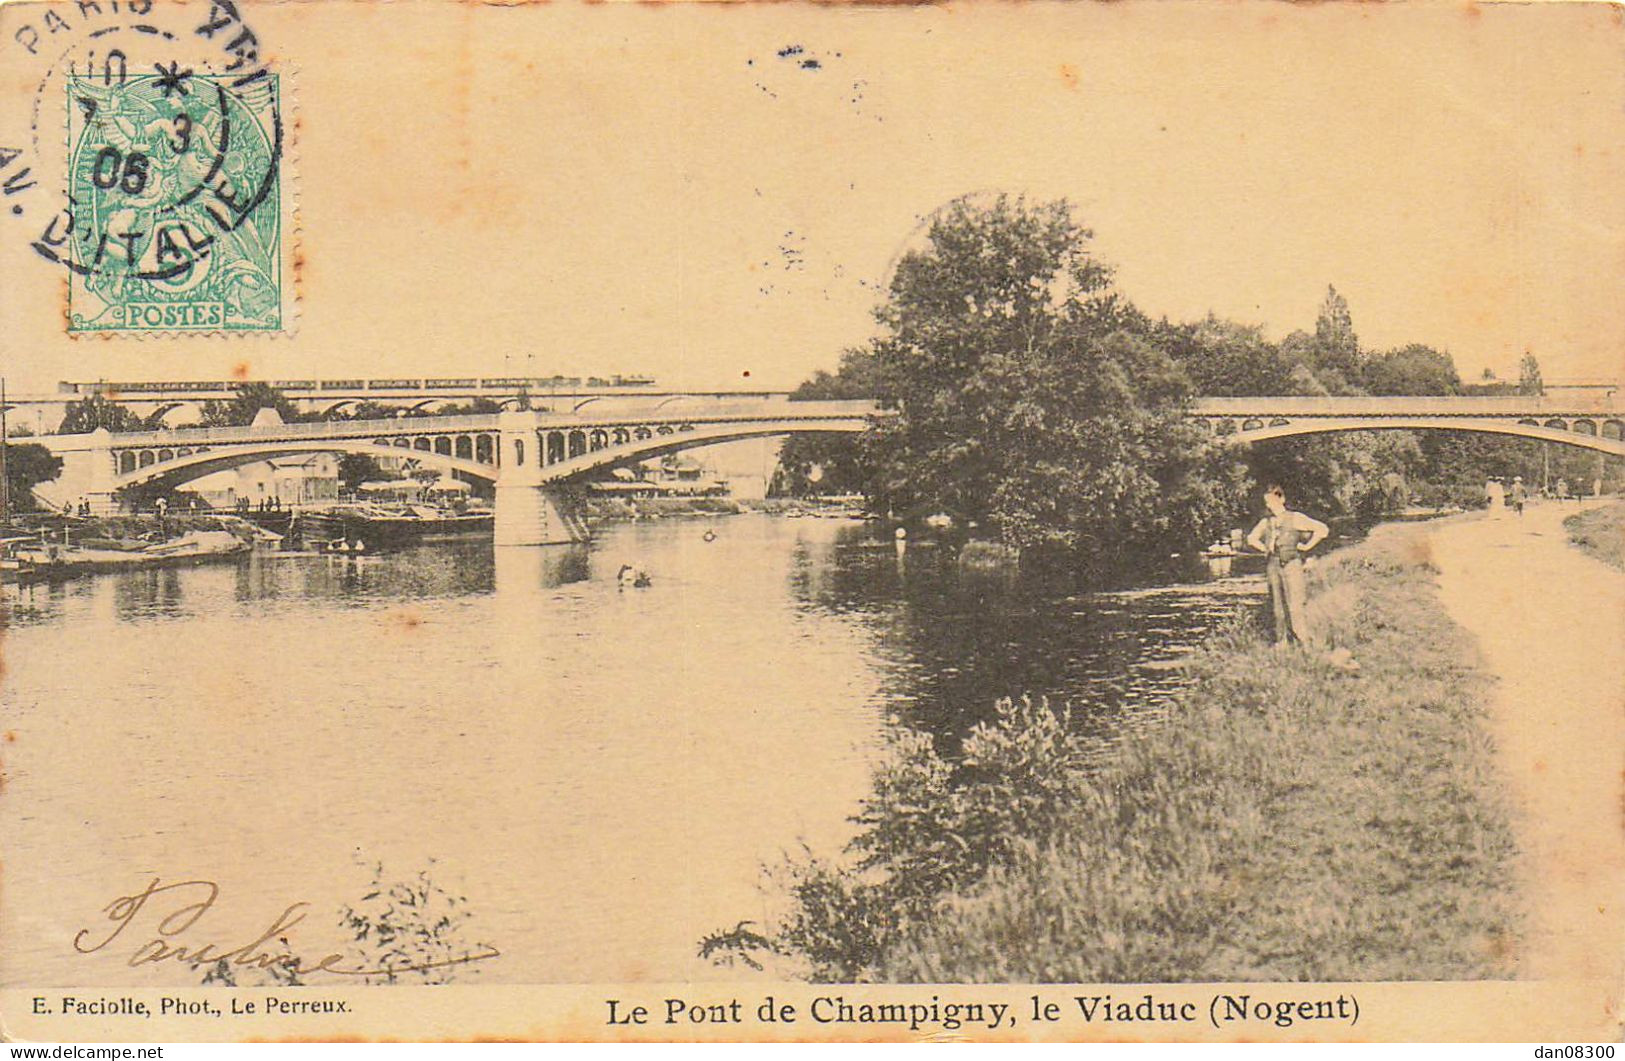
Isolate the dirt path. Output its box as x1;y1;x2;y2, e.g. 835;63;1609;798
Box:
1429;500;1625;983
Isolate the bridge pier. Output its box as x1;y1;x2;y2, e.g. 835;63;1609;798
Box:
493;412;590;546
494;484;590;546
30;428;121;515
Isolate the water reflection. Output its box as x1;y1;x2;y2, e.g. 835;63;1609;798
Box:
777;520;1260;749
0;513;1262;988
493;543;591;599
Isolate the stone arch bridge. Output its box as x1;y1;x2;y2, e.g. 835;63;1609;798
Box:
29;393;1622;544
1195;396;1625;456
32;401;877;544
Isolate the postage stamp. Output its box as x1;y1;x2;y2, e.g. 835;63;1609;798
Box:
63;68;283;333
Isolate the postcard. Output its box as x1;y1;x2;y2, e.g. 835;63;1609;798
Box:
0;0;1621;1043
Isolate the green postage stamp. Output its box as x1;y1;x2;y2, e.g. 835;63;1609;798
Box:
64;68;285;333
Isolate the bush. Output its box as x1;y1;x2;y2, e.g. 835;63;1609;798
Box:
705;525;1521;982
1565;503;1625;571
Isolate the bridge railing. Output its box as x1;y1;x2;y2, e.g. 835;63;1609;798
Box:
92;400;883;445
538;399;881;424
102;414;503;446
1193;395;1622;416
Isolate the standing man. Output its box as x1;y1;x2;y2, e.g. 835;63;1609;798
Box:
1247;484;1330;647
1510;475;1528;517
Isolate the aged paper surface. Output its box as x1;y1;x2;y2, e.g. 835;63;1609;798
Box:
1;0;1622;1043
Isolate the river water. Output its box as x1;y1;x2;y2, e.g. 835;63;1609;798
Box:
0;514;1262;987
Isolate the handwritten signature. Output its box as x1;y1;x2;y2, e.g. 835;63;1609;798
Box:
74;877;500;978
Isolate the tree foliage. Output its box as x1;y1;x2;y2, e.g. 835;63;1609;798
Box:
774;349;882;497
337;453;390;492
200;382;305;427
3;442;64;510
770;196;1583;537
1311;284;1361;388
1518;351;1544;396
325;397;506;421
1155;315;1304;397
1361;343;1462;396
58;395;153;434
864;196;1242;574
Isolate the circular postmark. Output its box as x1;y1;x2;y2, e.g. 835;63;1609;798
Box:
3;0;287;333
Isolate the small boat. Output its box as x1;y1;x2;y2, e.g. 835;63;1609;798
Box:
2;530;250;583
294;502;493;550
0;535;45;575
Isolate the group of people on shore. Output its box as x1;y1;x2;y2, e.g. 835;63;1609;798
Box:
236;496;287;515
1484;475;1598;518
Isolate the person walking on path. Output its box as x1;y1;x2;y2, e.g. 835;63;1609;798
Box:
1247;484;1329;647
1510;476;1528;517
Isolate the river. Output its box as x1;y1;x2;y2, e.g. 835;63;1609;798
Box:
0;514;1263;987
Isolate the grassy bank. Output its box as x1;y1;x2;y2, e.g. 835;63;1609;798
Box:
709;524;1522;982
1564;502;1625;570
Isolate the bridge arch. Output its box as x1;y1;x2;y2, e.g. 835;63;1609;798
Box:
321;399;362;418
111;439;498;495
150;401;207;428
1231;418;1625;458
537;419;870;483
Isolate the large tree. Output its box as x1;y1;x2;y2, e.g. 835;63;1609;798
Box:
3;443;64;512
58;395;150;434
1154;315;1298;397
1312;284;1361;387
866;195;1244;575
1361;343;1462;396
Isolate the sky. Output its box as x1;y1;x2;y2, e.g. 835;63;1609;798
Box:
3;1;1623;393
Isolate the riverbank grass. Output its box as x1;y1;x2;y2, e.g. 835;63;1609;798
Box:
1563;501;1625;571
719;522;1522;982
